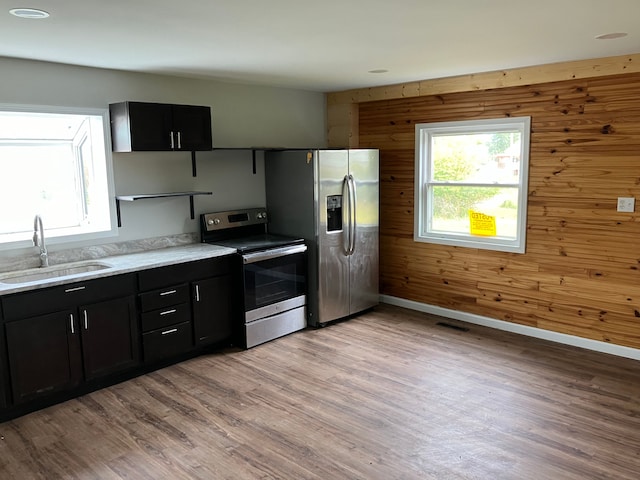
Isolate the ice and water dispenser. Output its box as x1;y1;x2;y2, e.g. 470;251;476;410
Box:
326;195;342;232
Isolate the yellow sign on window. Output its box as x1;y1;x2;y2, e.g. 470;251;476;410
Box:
469;210;496;236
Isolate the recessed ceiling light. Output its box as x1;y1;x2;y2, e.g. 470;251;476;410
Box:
9;8;50;19
368;69;389;74
595;32;627;40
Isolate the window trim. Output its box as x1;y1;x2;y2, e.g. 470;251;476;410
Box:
414;116;531;254
0;103;118;251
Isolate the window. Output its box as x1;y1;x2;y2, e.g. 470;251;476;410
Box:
0;106;117;249
414;116;530;253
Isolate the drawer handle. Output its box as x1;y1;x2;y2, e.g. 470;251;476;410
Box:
36;385;55;394
160;290;177;296
161;328;178;335
160;309;177;316
65;286;86;293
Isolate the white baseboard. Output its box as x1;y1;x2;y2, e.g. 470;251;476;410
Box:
380;295;640;361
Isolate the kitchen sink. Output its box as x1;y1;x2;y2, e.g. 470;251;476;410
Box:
0;262;112;284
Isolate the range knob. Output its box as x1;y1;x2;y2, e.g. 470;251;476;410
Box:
207;218;221;226
257;211;267;220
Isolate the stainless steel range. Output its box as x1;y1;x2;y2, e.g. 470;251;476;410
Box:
200;207;307;348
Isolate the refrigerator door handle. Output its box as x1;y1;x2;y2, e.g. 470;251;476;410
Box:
348;174;357;255
342;175;351;255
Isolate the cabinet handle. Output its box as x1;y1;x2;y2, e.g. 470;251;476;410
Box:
177;131;182;149
160;289;177;296
83;310;88;330
69;313;75;334
195;284;200;302
159;309;177;316
36;385;55;394
65;286;86;293
161;328;178;335
170;131;175;149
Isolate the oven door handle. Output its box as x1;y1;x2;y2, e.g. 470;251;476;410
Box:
242;244;307;264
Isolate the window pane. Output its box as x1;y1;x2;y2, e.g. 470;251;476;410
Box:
0;144;84;234
415;116;530;253
431;131;521;184
0;108;115;247
430;185;519;238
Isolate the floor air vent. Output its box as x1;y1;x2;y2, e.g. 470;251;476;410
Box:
436;322;470;332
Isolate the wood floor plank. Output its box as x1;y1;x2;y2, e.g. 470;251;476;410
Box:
2;304;640;479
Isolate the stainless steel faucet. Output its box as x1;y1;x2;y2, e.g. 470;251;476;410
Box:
32;214;49;267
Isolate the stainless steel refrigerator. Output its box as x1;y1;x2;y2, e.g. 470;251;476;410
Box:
265;149;379;327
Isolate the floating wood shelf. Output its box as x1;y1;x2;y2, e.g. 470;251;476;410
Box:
115;191;212;227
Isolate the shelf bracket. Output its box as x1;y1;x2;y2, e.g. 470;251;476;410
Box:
189;195;195;219
116;199;122;227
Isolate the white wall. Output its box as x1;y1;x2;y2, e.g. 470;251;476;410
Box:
0;57;326;256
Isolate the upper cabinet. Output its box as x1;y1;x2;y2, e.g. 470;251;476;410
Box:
109;101;213;152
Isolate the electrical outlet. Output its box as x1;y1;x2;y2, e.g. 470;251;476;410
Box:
617;197;635;213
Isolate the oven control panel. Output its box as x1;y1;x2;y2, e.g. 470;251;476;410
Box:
202;208;268;232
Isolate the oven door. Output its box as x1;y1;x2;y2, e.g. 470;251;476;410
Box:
242;244;307;319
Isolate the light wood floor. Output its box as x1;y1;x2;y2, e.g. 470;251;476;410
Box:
1;304;640;479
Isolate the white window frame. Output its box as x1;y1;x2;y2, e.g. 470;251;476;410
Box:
0;104;118;251
414;116;531;253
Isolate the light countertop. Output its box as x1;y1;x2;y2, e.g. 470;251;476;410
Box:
0;243;236;296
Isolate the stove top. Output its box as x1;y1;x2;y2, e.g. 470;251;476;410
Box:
200;207;304;254
211;233;304;254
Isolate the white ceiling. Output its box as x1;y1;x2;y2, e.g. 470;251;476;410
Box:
2;0;640;92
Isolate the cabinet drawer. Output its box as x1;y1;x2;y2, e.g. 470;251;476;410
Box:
137;257;231;291
2;274;136;321
139;283;190;312
141;302;191;332
142;321;193;363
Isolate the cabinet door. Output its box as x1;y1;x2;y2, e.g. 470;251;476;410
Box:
171;105;212;151
0;368;6;410
0;313;7;409
127;102;173;151
192;276;232;347
5;311;82;404
80;296;140;381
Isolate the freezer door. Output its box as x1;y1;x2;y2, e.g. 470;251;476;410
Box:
348;149;379;315
317;150;350;324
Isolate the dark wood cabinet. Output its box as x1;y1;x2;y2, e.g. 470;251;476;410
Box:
2;274;139;404
138;256;233;359
5;310;82;404
170;105;213;151
109;101;212;152
138;282;194;363
80;296;139;381
0;308;10;409
193;275;232;347
0;256;233;418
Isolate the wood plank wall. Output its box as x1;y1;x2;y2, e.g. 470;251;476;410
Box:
331;57;640;350
327;54;640;147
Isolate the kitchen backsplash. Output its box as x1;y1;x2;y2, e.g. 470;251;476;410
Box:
0;233;199;274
